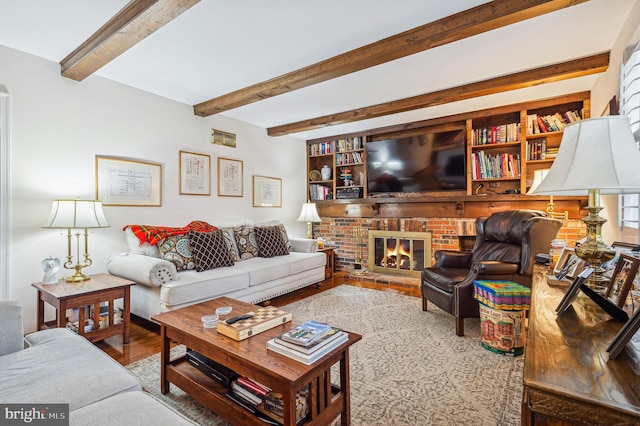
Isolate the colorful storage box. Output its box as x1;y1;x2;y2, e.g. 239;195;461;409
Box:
473;280;531;310
478;304;526;356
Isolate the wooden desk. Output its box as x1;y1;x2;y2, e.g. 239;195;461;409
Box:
522;267;640;425
32;273;135;344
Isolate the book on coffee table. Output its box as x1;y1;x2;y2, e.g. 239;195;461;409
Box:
274;326;344;354
216;305;292;341
266;333;349;365
278;320;333;346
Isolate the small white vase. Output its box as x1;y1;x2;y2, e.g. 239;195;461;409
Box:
321;165;332;180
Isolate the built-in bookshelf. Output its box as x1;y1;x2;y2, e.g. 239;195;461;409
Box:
306;136;366;201
307;92;590;202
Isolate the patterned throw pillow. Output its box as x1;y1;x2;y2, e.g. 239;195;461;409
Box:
220;227;240;261
158;234;195;271
277;223;293;252
255;226;290;258
233;226;259;260
188;230;235;272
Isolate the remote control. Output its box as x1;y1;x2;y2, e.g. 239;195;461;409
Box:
225;314;254;324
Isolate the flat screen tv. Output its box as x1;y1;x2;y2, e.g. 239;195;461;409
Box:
365;130;466;194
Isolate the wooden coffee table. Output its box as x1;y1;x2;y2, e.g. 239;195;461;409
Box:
152;297;361;426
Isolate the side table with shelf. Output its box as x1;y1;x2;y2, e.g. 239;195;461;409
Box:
32;273;135;344
318;247;335;279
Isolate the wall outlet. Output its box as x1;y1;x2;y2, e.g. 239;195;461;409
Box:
489;182;500;188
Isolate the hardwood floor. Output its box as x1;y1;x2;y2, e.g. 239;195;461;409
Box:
95;272;421;366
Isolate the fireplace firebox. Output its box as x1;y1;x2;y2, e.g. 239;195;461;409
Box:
368;230;432;278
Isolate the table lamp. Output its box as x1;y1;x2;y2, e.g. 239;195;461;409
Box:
530;116;640;292
297;202;321;239
42;199;110;282
526;168;568;219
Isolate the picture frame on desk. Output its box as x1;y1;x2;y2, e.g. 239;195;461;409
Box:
553;247;585;279
556;268;593;316
605;254;640;308
607;306;640;360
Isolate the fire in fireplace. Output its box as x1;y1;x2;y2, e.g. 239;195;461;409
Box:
368;230;432;277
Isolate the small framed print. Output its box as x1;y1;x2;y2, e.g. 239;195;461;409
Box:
96;155;162;206
607;306;640;360
556;267;594;315
179;151;210;196
553;247;585;279
605;253;640;308
252;175;282;207
218;157;243;197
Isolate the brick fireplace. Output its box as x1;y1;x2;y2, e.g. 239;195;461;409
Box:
368;230;431;278
312;216;584;276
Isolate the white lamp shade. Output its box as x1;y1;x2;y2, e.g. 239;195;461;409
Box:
531;116;640;195
526;168;550;195
43;199;110;229
297;202;321;223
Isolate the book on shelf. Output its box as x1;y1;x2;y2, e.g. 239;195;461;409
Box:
216;305;292;341
231;380;263;406
278;320;333;346
236;376;271;396
274;326;344;354
266;333;349;365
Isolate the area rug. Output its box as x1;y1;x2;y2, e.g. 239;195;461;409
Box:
126;285;523;425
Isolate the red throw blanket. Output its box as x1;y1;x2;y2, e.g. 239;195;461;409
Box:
124;220;217;246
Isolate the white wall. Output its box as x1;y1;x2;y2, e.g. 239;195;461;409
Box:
0;45;308;332
591;0;640;243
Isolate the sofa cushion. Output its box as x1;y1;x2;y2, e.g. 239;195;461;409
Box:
160;267;248;307
286;251;327;275
125;227;160;258
70;391;197;425
233;226;259;260
0;300;24;356
159;234;195;271
256;226;290;258
234;256;291;287
0;328;141;410
188;230;235;271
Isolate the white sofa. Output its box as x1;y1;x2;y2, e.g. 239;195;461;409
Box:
0;300;196;425
107;219;326;320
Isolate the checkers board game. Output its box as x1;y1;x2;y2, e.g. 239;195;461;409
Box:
216;305;292;341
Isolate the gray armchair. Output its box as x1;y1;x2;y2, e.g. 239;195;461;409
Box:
421;210;562;336
0;300;24;356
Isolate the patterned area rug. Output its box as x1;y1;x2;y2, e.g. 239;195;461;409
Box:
126;285;523;425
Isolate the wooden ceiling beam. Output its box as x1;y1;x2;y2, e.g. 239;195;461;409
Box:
60;0;200;81
267;52;609;136
193;0;590;117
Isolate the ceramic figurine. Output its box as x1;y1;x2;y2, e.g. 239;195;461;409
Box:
41;257;61;284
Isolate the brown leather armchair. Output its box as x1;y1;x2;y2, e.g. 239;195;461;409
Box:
421;210;562;336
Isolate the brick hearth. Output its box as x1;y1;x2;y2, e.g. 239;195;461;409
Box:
314;216;584;274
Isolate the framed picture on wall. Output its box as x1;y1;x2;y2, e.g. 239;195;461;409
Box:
179;150;210;196
252;175;282;207
95;155;162;206
218;157;243;197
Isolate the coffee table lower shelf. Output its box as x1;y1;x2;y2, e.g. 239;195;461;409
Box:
166;357;345;426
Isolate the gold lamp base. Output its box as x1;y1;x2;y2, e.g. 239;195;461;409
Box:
575;190;615;294
63;265;91;282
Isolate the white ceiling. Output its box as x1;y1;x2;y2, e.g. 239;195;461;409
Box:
0;0;636;141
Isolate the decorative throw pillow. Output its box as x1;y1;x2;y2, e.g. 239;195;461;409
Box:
220;227;240;261
255;226;290;258
188;230;234;272
158;234;195;271
233;226;259;260
277;223;293;252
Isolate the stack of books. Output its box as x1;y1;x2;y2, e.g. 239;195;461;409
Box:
266;320;348;365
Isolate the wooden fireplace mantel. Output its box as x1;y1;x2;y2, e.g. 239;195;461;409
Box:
315;194;587;219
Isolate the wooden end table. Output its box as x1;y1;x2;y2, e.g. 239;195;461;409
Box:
32;273;135;344
152;297;361;426
318;247;334;279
